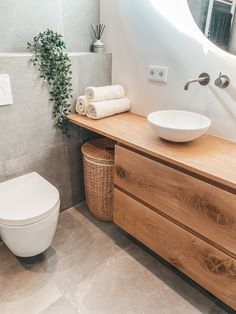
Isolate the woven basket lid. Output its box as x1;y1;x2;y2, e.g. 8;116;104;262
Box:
82;138;115;163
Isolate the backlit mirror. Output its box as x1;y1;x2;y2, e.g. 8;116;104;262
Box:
188;0;236;55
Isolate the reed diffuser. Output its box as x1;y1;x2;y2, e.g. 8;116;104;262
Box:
91;24;106;53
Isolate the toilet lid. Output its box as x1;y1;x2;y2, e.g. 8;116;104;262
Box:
0;172;60;226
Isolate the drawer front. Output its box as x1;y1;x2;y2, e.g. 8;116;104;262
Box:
115;145;236;257
114;189;236;310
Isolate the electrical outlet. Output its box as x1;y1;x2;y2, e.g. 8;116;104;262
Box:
156;66;168;83
148;66;158;81
148;65;168;83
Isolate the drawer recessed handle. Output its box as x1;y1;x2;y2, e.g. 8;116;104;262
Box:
115;166;127;178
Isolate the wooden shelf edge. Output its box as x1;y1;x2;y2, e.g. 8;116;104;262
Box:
68;113;236;192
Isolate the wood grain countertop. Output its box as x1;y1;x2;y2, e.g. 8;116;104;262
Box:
68;113;236;192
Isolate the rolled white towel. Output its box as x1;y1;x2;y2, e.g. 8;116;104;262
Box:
87;97;131;120
85;85;125;102
75;96;89;116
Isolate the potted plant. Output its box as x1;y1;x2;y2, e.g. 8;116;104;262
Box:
27;29;73;136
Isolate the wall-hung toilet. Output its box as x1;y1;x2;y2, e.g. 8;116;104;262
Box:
0;172;60;257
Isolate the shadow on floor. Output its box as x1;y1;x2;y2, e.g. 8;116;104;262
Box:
15;247;58;277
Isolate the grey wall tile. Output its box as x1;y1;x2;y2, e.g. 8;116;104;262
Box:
3;143;68;181
0;53;112;211
0;0;64;52
2;139;80;211
0;0;100;53
71;53;112;97
0;56;64;162
80;128;103;144
0;163;5;183
63;0;100;52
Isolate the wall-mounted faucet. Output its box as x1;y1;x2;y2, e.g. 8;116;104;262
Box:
214;73;230;89
184;73;210;91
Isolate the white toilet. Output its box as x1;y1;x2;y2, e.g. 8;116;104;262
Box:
0;172;60;257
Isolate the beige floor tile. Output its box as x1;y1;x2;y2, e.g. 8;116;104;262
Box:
68;244;217;314
70;202;131;247
0;204;232;314
10;281;62;314
0;303;12;314
0;243;62;313
48;209;132;295
40;296;78;314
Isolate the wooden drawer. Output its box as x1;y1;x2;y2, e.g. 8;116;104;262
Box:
114;189;236;310
115;145;236;257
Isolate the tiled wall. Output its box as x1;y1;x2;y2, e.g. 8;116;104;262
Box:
0;0;100;52
0;53;112;210
0;0;113;211
187;0;209;32
187;0;236;55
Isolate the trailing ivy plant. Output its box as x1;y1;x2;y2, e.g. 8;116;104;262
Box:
27;29;73;136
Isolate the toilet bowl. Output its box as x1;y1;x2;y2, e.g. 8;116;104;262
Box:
0;172;60;257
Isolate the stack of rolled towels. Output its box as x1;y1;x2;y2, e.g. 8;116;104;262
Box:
75;85;131;119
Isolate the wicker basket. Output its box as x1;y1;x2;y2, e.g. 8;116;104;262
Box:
82;138;115;221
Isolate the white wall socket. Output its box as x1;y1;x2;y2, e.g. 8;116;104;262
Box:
148;66;157;81
148;66;168;83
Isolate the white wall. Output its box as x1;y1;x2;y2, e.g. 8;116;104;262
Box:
100;0;236;141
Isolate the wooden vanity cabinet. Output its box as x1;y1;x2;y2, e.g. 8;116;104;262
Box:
68;112;236;311
114;145;236;310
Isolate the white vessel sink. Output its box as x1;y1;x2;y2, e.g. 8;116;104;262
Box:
147;110;211;143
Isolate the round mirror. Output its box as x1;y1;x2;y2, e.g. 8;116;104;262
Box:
188;0;236;55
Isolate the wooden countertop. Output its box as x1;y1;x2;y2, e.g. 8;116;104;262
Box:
68;113;236;191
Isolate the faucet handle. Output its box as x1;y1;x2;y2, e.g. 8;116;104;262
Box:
198;73;211;86
215;73;230;89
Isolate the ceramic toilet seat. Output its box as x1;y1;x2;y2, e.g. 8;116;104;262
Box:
0;172;60;257
0;172;60;226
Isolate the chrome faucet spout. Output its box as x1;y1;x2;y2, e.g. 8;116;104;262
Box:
184;73;210;90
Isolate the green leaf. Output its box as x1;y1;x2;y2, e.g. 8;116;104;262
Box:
27;29;73;137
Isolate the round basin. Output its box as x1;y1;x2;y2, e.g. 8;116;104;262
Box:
147;110;211;143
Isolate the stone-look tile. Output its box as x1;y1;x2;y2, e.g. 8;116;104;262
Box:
72;202;130;245
0;162;5;183
0;0;64;52
0;205;230;314
63;0;100;52
67;245;207;314
0;53;111;210
77;53;112;95
47;209;131;296
80;127;103;144
0;243;62;314
40;297;78;314
0;303;11;314
3;143;67;179
60;206;233;314
9;281;62;314
208;305;232;314
2;140;84;211
187;0;205;33
70;53;112;99
0;56;65;162
0;0;100;53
